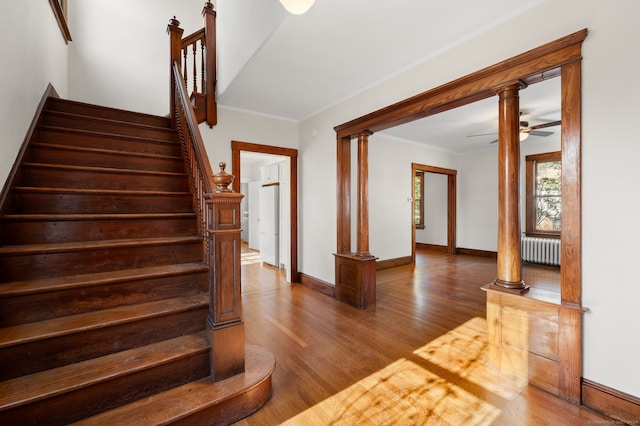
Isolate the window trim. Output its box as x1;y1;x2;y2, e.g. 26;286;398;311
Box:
525;151;561;238
414;171;425;229
49;0;72;44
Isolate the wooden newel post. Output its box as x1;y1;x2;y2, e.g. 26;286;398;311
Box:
206;162;245;382
491;82;529;294
167;16;183;128
202;2;217;127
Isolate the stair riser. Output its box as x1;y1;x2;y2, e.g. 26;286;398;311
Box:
0;271;208;327
0;351;210;425
2;216;198;245
11;191;194;214
30;145;185;173
46;99;172;129
0;240;204;282
42;113;177;142
20;166;189;192
0;307;208;380
37;128;182;156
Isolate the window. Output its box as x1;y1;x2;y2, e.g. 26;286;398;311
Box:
414;171;425;229
525;151;561;236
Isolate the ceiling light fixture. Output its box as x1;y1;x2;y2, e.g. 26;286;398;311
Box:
519;131;530;142
279;0;316;15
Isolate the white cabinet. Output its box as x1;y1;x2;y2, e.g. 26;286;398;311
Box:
260;162;280;184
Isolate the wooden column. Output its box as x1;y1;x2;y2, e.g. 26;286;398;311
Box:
206;163;245;382
334;132;377;309
356;131;372;256
202;2;217;127
167;17;183;128
491;82;528;294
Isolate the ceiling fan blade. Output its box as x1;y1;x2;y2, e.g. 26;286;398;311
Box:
489;138;498;144
467;132;498;138
530;120;561;130
529;130;554;137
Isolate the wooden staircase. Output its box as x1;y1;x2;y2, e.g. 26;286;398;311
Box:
0;97;273;425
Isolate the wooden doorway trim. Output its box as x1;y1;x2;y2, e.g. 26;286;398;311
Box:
335;28;585;304
231;141;299;282
334;29;587;401
411;163;457;261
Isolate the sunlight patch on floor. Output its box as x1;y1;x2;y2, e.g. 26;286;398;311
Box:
282;318;522;425
413;317;525;399
241;251;262;265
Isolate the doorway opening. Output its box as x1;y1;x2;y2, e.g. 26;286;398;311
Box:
411;163;457;261
231;141;299;283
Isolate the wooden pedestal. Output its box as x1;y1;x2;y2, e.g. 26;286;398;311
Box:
334;253;377;310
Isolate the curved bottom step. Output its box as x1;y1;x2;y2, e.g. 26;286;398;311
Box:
71;345;275;426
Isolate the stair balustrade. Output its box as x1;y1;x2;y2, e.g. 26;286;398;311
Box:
168;2;217;128
168;9;246;382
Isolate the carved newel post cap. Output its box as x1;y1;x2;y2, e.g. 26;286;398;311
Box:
213;162;235;192
204;2;214;10
168;16;180;27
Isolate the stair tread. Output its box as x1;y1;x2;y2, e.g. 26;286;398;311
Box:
46;98;172;128
38;124;179;145
22;162;187;177
0;263;207;298
13;186;190;195
0;333;208;410
1;212;196;221
44;110;176;134
31;142;182;161
70;345;275;426
0;235;201;255
0;293;209;349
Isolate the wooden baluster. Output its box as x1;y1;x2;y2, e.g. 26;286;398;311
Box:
192;42;198;93
201;40;206;94
183;47;188;91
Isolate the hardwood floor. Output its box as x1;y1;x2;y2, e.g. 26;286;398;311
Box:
235;246;610;425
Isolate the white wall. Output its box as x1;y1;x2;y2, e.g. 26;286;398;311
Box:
298;0;640;399
416;173;448;246
68;0;205;115
0;2;69;189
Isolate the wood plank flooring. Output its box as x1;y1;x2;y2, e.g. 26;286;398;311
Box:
236;246;610;425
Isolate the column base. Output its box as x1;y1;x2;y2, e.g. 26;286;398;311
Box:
207;318;245;382
334;252;377;309
488;278;530;295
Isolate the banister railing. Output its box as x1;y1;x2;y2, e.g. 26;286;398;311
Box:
171;61;214;238
168;2;217;128
168;6;246;383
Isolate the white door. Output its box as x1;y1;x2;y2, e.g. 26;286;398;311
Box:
248;181;261;250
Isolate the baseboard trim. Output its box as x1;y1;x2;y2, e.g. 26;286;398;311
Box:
582;379;640;424
416;243;448;252
376;256;412;270
456;247;497;258
299;273;335;297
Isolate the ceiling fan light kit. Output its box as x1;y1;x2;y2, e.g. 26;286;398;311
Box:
279;0;316;15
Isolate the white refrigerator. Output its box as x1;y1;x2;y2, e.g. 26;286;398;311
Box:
259;184;279;267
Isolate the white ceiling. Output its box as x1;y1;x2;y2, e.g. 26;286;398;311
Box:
222;0;560;154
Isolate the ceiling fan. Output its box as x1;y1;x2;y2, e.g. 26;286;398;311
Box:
468;116;561;144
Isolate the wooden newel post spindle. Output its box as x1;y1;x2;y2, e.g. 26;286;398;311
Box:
167;16;183;128
491;82;529;294
202;1;217;127
206;162;245;382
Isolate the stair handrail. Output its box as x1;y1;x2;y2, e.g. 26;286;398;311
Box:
171;60;215;235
